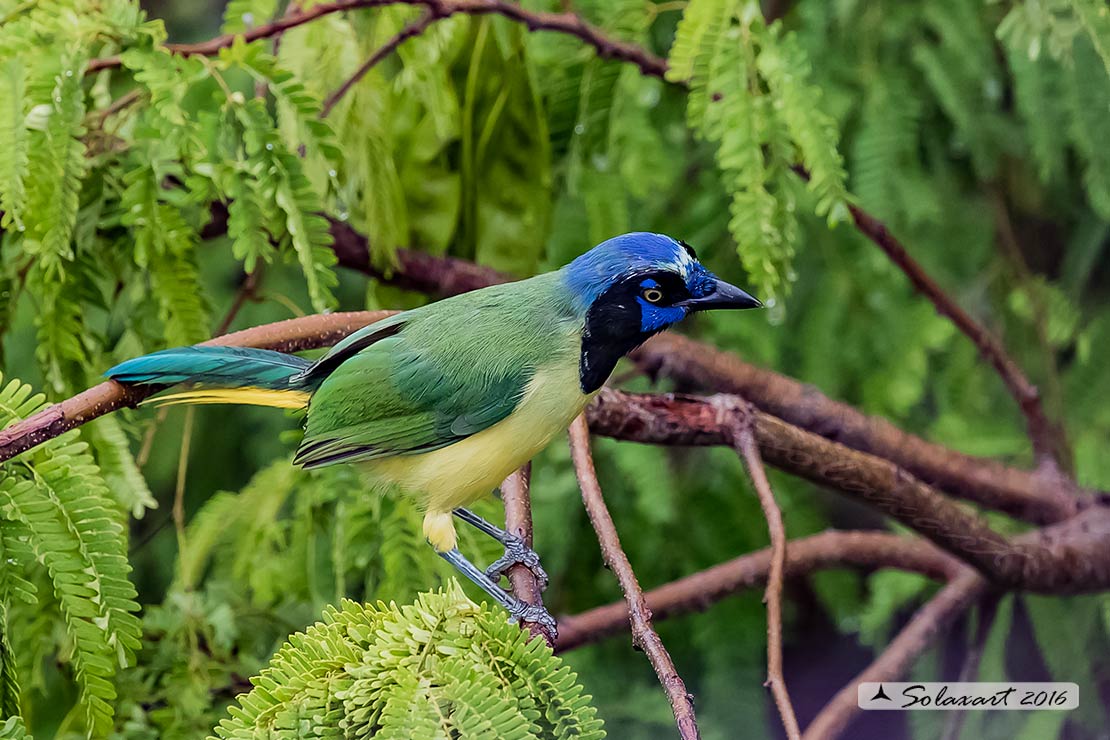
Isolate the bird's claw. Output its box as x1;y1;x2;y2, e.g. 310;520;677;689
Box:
508;601;558;637
485;535;549;592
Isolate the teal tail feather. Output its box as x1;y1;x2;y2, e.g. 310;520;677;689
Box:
106;346;315;408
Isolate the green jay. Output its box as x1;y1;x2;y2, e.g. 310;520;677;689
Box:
107;232;761;630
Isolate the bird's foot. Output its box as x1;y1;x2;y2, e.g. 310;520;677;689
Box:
507;600;558;637
485;534;549;592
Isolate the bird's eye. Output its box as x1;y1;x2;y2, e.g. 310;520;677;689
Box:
642;287;664;303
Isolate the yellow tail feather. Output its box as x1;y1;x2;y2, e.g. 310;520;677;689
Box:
143;388;311;409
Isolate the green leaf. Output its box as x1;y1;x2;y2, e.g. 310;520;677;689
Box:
0;58;27;231
212;586;604;739
0;374;142;735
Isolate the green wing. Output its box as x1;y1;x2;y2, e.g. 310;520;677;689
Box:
293;329;532;468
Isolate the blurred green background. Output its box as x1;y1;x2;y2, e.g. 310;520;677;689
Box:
1;0;1109;738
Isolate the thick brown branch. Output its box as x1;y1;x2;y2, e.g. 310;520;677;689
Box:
633;334;1079;524
586;389;1110;593
802;570;988;740
87;0;668;76
568;415;700;740
499;464;555;646
555;531;961;651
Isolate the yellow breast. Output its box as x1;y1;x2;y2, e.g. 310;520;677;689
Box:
364;362;593;516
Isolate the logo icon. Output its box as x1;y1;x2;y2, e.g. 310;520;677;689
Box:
870;685;892;702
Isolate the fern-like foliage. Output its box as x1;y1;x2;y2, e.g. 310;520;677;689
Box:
0;374;142;735
82;417;158;520
0;717;30;740
1065;34;1110;219
0;59;28;232
22;49;87;275
668;0;847;300
213;586;605;740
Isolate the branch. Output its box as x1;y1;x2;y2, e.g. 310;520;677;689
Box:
632;334;1079;524
715;397;800;740
801;570;988;740
988;187;1071;471
87;0;668;76
555;530;961;651
568;415;700;740
499;464;555;646
3;312;1107;593
319;10;438;117
586;389;1110;593
844;198;1063;469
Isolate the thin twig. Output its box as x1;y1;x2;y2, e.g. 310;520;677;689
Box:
555;530;961;651
988;187;1071;472
214;269;263;336
320;10;439;117
499;464;555;646
173;407;195;557
86;0;669;77
802;570;988;740
91;89;142;124
843;196;1060;468
568;415;700;740
716;397;800;740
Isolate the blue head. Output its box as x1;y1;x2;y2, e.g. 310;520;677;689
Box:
564;232;761;392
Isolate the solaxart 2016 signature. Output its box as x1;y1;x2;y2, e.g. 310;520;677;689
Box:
857;682;1079;711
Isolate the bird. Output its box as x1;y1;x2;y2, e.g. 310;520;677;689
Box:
106;232;761;630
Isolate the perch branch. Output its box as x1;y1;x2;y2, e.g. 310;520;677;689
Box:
568;415;700;740
718;398;800;740
555;530;961;651
499;464;555;646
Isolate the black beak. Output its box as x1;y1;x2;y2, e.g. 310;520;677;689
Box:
678;278;762;311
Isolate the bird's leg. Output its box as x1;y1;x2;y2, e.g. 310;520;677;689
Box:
437;548;557;635
452;507;548;591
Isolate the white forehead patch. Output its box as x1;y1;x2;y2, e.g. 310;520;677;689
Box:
666;238;696;279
